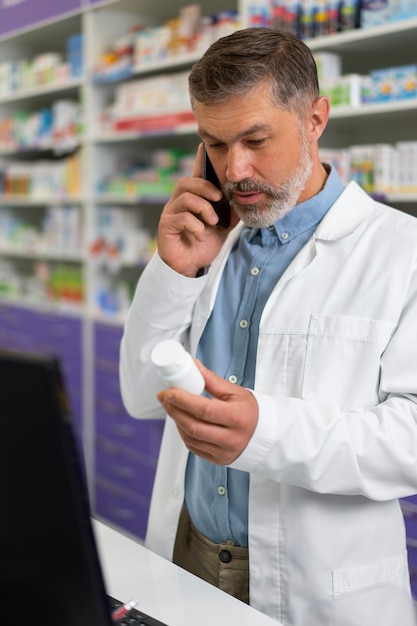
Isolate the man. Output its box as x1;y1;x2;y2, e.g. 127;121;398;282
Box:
120;28;417;626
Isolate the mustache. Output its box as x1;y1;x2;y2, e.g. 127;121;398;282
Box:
224;179;277;195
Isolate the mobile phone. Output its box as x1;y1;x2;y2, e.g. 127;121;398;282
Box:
202;144;230;228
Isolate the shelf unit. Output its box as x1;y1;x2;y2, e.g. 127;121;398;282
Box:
0;0;242;543
312;22;417;139
308;17;417;210
0;1;416;553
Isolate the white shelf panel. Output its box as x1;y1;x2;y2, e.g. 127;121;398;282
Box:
0;195;85;206
330;99;417;119
387;193;417;202
0;77;85;104
94;193;170;205
0;246;85;262
93;52;201;83
308;17;417;51
89;309;126;326
132;51;202;76
93;124;198;143
0;139;83;156
0;295;85;316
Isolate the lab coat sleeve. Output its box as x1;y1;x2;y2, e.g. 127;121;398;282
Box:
230;261;417;501
230;391;417;500
119;252;208;420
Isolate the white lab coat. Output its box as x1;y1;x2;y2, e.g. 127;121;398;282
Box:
120;181;417;625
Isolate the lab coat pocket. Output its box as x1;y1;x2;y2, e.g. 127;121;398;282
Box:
332;553;408;599
331;553;414;626
302;314;396;408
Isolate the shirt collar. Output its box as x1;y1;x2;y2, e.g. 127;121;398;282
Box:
248;165;345;244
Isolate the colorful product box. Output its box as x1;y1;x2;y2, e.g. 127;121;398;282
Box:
396;142;417;193
321;74;363;108
366;65;417;104
388;0;417;19
348;145;375;192
372;144;396;194
360;0;389;27
395;64;417;100
319;148;350;183
368;67;396;103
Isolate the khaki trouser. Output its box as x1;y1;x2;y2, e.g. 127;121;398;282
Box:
173;503;250;605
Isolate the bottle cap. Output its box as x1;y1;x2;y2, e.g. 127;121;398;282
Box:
151;339;189;377
151;339;205;394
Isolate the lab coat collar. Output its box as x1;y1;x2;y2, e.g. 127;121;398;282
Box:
314;181;373;241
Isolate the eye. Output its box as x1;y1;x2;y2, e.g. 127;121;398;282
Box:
207;142;225;150
247;137;266;147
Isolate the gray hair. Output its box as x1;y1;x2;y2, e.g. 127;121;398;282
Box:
188;28;320;121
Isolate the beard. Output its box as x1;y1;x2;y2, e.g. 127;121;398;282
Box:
223;133;313;229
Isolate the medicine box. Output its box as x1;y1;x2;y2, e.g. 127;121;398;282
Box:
320;74;363;108
395;64;417;100
314;52;341;82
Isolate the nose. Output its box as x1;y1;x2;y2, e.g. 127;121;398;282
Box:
225;147;252;182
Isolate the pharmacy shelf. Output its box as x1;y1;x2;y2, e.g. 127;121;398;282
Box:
0;77;84;104
87;7;417;67
388;193;417;202
307;16;417;73
0;295;85;316
95;194;171;205
93;52;203;83
0;195;84;206
324;98;417;147
132;51;203;76
93;123;198;143
308;16;417;51
330;99;417;119
0;141;83;155
0;247;85;262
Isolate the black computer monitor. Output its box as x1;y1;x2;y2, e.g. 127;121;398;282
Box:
0;349;113;626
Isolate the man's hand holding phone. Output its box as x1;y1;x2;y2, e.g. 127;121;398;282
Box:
156;144;237;278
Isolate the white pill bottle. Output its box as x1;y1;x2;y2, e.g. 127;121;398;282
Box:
151;339;205;395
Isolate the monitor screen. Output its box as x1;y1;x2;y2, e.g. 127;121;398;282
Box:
0;350;112;626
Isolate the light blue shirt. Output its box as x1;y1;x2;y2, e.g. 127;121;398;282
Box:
185;167;344;546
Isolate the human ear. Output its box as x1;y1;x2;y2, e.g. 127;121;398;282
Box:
308;96;330;141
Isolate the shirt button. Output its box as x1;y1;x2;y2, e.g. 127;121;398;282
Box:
228;375;238;384
239;319;248;329
281;232;289;240
219;549;232;563
217;485;226;496
251;267;260;276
